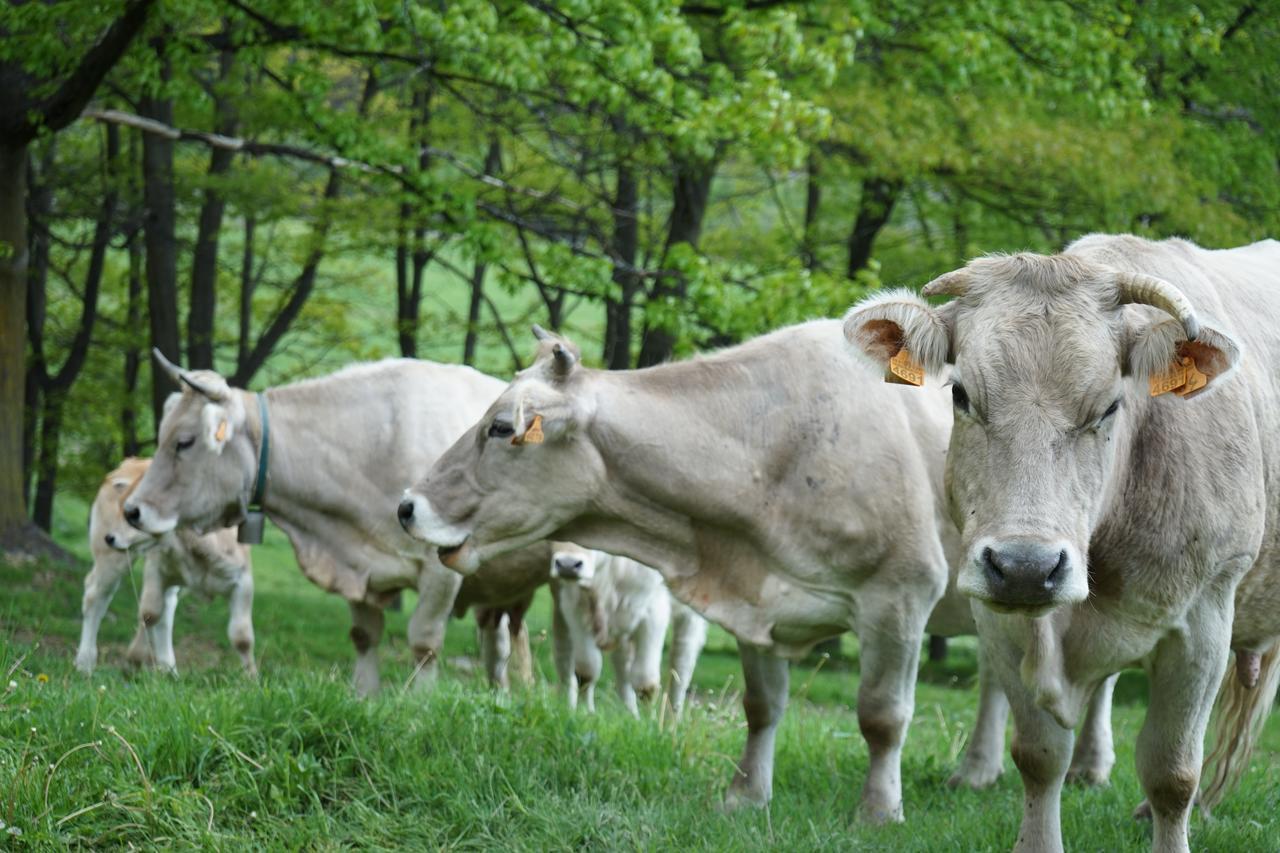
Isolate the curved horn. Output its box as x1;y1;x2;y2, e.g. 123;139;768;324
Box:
551;342;577;378
180;373;226;402
152;347;186;386
532;324;552;342
1115;271;1200;341
920;269;970;298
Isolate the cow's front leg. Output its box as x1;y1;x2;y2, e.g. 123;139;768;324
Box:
551;592;578;708
507;601;534;688
611;643;639;716
226;572;257;678
1137;603;1232;853
629;604;668;706
478;609;513;689
76;559;127;674
949;640;1009;789
406;567;461;690
723;643;788;810
349;601;385;696
142;586;180;673
1066;673;1118;786
666;603;707;717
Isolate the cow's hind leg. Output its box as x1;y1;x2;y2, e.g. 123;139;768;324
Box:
723;644;788;810
1136;601;1232;853
507;598;534;688
144;586;180;673
666;602;707;717
629;600;668;706
552;591;578;708
76;559;128;674
349;601;385;696
407;567;461;690
611;642;639;716
948;640;1009;789
1067;672;1118;786
478;608;513;689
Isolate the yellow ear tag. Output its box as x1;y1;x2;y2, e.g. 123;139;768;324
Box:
215;421;228;442
512;414;544;446
886;348;925;386
1149;355;1208;397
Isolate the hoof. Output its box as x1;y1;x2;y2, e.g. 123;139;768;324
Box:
74;655;96;676
947;763;1003;790
858;800;905;825
1066;759;1114;787
721;785;769;813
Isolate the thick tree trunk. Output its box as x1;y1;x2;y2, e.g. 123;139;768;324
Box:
237;214;255;371
0;144;29;531
846;177;902;280
31;392;63;531
463;139;501;366
637;159;715;368
141;86;181;427
187;49;238;370
122;228;142;457
396;85;432;359
603;164;639;369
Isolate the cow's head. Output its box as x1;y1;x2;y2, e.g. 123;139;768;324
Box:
843;250;1241;614
399;326;604;573
549;541;597;584
124;350;257;534
91;457;157;556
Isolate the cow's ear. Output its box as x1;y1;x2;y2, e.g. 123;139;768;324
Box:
843;288;954;383
201;402;234;453
1126;316;1242;399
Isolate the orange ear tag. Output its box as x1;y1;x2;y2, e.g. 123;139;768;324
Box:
512;414;544;446
886;349;925;386
215;421;228;442
1174;357;1207;397
1149;356;1208;397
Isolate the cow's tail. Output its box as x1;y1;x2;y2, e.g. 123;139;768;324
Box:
1200;641;1280;812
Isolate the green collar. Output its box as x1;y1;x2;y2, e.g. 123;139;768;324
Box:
250;392;270;509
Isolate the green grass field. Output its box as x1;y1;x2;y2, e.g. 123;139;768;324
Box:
3;498;1279;850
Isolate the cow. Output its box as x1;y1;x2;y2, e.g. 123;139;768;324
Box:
549;541;707;716
123;353;551;694
76;457;255;676
843;234;1280;853
397;321;1124;822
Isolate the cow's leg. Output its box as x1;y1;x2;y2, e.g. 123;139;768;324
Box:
479;610;513;689
507;599;534;688
666;603;707;717
1066;673;1118;786
75;559;127;674
948;641;1009;789
406;567;462;690
552;591;578;708
349;601;385;696
612;642;639;716
226;573;256;678
576;640;603;713
630;603;668;706
1136;603;1232;853
853;590;934;824
723;644;788;810
144;586;180;673
1005;685;1074;853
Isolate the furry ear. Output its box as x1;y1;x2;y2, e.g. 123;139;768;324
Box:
843;289;953;378
201;402;234;453
1126;316;1242;399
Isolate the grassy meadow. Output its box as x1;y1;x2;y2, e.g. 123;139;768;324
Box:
2;497;1279;850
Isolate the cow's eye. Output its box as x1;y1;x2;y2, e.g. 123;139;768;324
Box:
175;437;196;452
1100;399;1121;422
951;383;970;414
487;420;514;439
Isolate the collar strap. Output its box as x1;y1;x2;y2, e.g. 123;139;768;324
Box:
250;392;270;509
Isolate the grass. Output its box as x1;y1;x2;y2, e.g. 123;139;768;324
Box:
3;501;1279;850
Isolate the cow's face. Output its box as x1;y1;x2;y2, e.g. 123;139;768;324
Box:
549;541;597;584
400;329;604;574
124;353;255;535
844;252;1240;615
90;458;157;556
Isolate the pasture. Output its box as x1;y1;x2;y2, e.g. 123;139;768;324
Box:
3;499;1278;850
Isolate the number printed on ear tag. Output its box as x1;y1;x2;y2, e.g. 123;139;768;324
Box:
886;349;924;386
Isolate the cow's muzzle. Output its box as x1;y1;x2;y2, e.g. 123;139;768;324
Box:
960;537;1085;613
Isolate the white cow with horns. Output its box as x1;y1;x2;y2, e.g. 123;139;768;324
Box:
397;322;1122;822
123;351;551;693
844;234;1280;853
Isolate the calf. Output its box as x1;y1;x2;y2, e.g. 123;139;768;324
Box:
76;457;255;676
549;542;707;715
845;234;1280;852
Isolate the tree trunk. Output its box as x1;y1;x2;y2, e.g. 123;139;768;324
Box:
31;392;63;531
846;177;902;280
237;213;255;371
463;138;502;366
802;151;821;271
396;85;433;359
603;163;639;369
637;159;715;368
187;48;239;370
141;83;181;427
928;635;948;663
0;145;29;531
122;227;143;457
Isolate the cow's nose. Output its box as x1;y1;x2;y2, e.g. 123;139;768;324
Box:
105;533;117;547
554;556;584;580
124;504;142;528
982;540;1068;608
397;498;415;525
